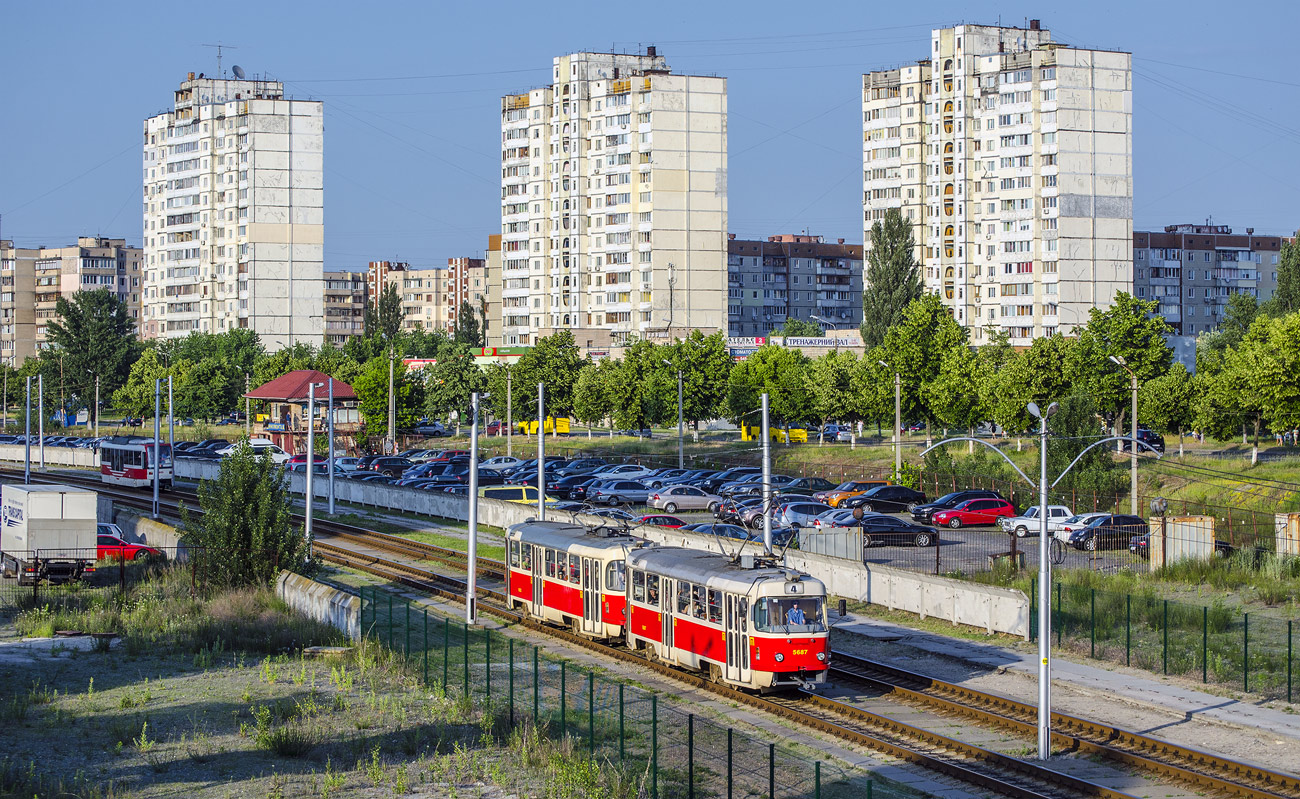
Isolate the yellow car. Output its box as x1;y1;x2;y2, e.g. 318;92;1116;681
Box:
478;485;541;504
814;479;892;507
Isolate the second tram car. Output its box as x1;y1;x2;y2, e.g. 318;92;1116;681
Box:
99;437;173;489
506;522;635;639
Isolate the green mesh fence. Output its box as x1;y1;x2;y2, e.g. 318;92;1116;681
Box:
359;584;884;798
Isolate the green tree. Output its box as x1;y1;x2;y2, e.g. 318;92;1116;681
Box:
452;302;484;347
112;349;178;420
772;317;822;337
1271;240;1300;315
1139;362;1195;457
809;349;857;443
990;335;1074;435
725;345;814;429
352;355;424;437
364;282;403;343
923;344;990;440
860;208;923;349
847;348;892;436
175;357;230;420
665;330;732;438
1242;312;1300;435
510;330;583;418
181;442;303;587
45;289;139;423
423;341;487;430
878;294;967;435
605;340;675;431
572;359;616;437
1065;292;1172;436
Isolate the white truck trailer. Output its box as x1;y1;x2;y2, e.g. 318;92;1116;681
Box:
1;484;98;585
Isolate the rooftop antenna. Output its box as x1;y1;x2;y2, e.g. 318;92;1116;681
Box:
202;43;238;77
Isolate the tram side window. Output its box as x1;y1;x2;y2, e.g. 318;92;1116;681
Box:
606;561;626;592
677;581;691;615
568;554;581;585
509;541;519;568
646;574;660;606
520;543;532;570
632;570;645;603
691;585;707;620
738;598;748;632
545;549;556;578
707;589;722;624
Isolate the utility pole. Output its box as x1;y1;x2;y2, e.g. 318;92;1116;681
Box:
675;368;684;469
537;382;545;520
152;379;161;520
167;376;174;460
761;392;772;556
244;373;251;436
387;345;396;454
37;374;44;471
306;383;317;559
24;377;31;484
94;376;99;437
327;378;336;515
506;367;513;458
467;391;480;624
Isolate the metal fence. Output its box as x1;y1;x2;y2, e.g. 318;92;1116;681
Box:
358;584;882;799
1031;578;1296;703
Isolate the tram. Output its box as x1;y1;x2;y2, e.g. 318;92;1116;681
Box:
505;520;830;691
99;436;173;489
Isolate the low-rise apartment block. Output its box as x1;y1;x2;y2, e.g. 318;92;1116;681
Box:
726;234;862;337
322;269;368;344
1133;224;1283;335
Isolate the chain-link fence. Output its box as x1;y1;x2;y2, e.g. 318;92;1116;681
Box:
359;584;882;799
1031;578;1296;703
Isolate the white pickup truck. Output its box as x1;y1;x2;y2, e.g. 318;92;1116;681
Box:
998;504;1074;538
1;484;99;585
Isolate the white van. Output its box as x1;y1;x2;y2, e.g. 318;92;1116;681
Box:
215;438;291;464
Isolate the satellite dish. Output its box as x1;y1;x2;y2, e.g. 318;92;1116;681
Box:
231;65;246;79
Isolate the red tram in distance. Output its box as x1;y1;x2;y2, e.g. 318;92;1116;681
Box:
505;520;830;691
99;436;173;490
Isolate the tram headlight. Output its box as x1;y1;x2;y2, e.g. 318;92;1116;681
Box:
816;651;826;662
774;653;784;663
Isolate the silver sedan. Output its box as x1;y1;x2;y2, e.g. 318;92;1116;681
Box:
647;485;723;514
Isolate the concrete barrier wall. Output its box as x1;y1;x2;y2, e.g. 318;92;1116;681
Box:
0;444;97;468
276;570;361;641
178;461;1030;638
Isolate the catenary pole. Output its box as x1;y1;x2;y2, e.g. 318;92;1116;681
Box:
327;378;336;514
306;383;316;559
468;391;480;623
152;378;161;519
762;392;772;556
537;383;545;520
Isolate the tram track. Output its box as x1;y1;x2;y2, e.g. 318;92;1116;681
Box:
8;467;1295;798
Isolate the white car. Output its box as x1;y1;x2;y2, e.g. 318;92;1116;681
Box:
332;457;362;472
998;505;1074;538
482;456;522;469
215;438;290;464
590;463;654;480
1054;512;1111;541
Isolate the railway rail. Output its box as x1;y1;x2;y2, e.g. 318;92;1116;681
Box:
7;467;1296;799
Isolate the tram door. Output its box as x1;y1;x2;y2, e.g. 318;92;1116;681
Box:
580;557;601;634
724;594;750;683
530;545;544;617
660;578;674;654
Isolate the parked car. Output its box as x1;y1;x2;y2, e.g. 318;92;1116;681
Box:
910;489;1002;522
998;505;1075;538
546;473;598;498
332;457;362;472
636;514;686;528
723;474;799;498
782;476;838;494
932;498;1017;528
96;524;165;562
814;479;892;506
368;457;414;477
739;494;815;529
588;507;637;521
588;463;655;480
643;468;691;489
647;484;722;514
414;422;447;436
661;469;717;487
773;501;834;529
215;438;290;464
828;514;939;548
1067;514;1149;551
1056;512;1112;540
478;485;541;504
715;496;762;525
840;485;927;514
699;467;761;493
588;480;653;506
1120;428;1166;454
554;458;607;477
425;449;469;462
482;455;522;470
688;523;754;542
566;478;612;502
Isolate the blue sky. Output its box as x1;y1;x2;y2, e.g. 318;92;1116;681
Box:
1;1;1295;270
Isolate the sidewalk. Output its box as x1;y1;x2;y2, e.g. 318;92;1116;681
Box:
831;611;1300;744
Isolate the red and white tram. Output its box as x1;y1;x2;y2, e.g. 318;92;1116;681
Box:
99;436;173;489
505;520;830;691
506;522;634;639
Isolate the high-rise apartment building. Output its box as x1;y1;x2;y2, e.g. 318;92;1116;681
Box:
862;23;1132;345
322;269;368;344
1;237;142;364
445;257;487;329
726;234;862;337
497;49;727;348
142;73;323;347
1133;224;1282;336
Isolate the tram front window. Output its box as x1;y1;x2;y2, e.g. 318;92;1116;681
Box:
754;597;825;633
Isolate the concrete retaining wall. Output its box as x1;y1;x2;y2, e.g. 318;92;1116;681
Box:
179;461;1030;638
276;570;361;641
114;510;191;561
0;444;97;469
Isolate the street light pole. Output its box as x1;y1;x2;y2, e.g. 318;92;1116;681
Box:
24;377;31;484
94;376;99;437
1027;400;1058;760
467;391;480;624
152;378;161;520
327;378;336;515
387;346;396;455
506;367;513;459
537;382;545;520
167;375;174;460
37;374;44;471
306;383;317;559
879;361;901;477
761;392;772;556
244;373;251;436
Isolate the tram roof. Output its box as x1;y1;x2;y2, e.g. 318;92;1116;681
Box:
509;520;643;554
627;546;820;594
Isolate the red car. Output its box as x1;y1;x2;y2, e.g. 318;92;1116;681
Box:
96;525;165;562
931;498;1016;528
426;449;469;462
636;514;686;529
